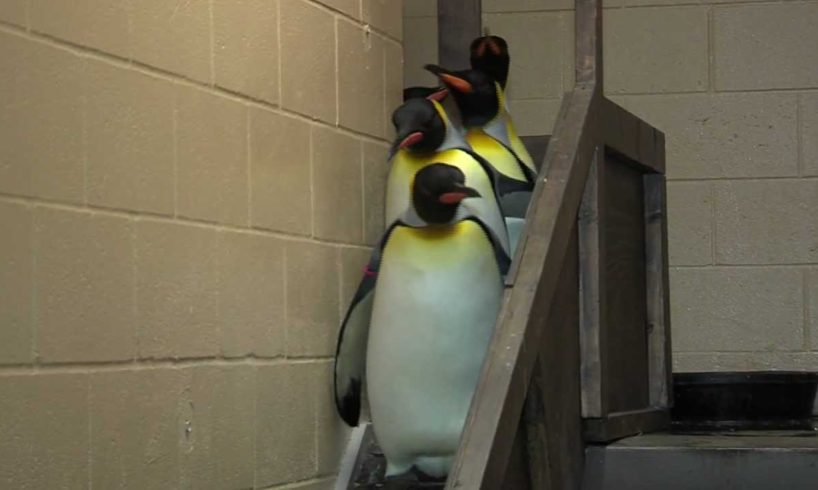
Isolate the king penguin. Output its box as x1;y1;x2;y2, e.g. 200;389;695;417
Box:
470;34;510;89
385;94;514;258
334;163;508;479
425;64;536;256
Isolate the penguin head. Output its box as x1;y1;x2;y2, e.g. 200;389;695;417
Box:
402;85;449;102
388;98;447;159
470;35;510;88
424;64;500;128
412;163;481;224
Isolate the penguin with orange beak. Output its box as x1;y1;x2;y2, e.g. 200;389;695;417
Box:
334;164;509;479
425;64;536;255
470;34;510;88
385;92;512;259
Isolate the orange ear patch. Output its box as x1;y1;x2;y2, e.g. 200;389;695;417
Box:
426;88;449;102
487;38;501;55
399;132;424;149
438;192;468;204
440;73;473;93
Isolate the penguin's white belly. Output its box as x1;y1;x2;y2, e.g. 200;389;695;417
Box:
366;222;503;476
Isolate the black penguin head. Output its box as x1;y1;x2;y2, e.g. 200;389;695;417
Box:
424;64;500;128
402;85;449;102
470;35;510;88
412;163;481;224
388;98;447;159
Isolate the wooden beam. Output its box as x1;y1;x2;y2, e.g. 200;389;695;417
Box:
576;0;603;89
508;99;575;286
583;408;670;442
535;231;585;489
444;86;600;490
578;146;608;418
438;0;481;68
601;98;666;174
644;173;673;408
521;233;583;490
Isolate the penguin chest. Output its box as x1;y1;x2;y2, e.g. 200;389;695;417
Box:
466;129;527;182
366;222;503;451
385;151;510;256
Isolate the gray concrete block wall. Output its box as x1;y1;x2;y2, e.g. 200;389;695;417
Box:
403;0;818;372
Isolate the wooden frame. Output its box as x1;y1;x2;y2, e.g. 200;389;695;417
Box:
445;0;671;487
578;103;671;442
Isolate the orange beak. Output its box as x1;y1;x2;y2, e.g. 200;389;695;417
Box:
439;73;473;93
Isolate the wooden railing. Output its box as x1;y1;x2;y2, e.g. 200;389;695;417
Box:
441;1;671;488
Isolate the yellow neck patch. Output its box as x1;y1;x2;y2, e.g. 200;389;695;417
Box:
465;129;526;181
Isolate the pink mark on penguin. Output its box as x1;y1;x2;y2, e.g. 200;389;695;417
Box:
398;132;424;149
438;192;469;205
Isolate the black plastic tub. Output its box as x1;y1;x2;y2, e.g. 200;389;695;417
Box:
671;371;818;431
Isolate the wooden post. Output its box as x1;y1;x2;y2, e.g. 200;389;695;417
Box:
576;0;603;90
437;0;481;68
578;146;607;418
644;172;673;408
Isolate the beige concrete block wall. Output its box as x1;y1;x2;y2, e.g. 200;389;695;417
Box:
403;0;818;372
0;0;401;488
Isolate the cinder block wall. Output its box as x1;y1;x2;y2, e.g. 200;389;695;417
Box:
0;1;401;488
404;0;817;372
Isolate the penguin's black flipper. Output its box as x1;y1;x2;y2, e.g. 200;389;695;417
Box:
333;225;398;426
333;252;379;427
462;148;533;210
489;138;538;185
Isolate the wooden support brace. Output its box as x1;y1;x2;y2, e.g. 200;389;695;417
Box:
437;0;481;68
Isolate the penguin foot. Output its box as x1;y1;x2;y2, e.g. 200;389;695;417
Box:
409;466;447;484
379;466;446;490
380;466;445;489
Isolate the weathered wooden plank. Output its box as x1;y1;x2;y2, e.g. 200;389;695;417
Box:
578;146;607;418
507;96;574;286
522;360;549;490
522;232;583;490
583;407;670;442
437;0;481;68
539;231;584;489
603;156;650;414
576;0;603;88
600;98;666;174
644;173;673;408
444;86;600;490
502;417;533;489
337;425;369;490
